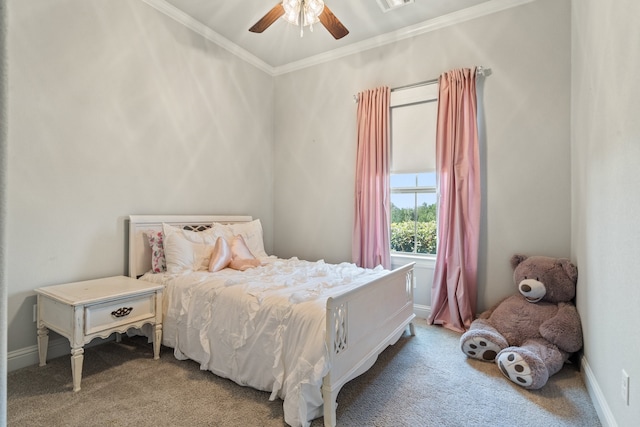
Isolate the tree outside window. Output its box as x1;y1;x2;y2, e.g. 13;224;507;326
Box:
390;172;437;255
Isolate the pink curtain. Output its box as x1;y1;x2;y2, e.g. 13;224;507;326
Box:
428;68;480;333
353;86;391;269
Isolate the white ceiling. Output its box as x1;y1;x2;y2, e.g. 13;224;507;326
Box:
146;0;528;74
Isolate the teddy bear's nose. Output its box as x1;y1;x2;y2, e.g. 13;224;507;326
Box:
521;284;532;292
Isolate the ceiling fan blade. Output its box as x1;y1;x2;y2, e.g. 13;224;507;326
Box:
249;3;285;33
318;5;349;40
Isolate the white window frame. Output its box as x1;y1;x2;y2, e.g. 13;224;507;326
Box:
389;82;438;259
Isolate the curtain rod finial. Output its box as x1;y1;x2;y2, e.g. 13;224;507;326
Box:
476;66;492;77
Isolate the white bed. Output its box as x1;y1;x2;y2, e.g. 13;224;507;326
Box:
128;215;415;427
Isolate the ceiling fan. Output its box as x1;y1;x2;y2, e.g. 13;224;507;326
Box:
249;0;349;39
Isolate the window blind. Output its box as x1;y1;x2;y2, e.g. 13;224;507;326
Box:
390;83;438;174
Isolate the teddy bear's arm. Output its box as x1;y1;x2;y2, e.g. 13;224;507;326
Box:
539;303;583;353
477;297;508;320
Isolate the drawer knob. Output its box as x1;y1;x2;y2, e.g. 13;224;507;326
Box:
111;307;133;318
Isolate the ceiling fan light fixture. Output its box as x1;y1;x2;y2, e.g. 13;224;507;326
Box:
282;0;325;36
249;0;347;40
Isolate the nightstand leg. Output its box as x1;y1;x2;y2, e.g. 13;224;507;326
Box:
153;324;162;360
37;326;49;367
70;347;84;392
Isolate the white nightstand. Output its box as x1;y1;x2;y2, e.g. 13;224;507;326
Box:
35;275;163;392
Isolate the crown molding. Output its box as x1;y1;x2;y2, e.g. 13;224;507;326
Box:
273;0;536;75
141;0;276;75
142;0;535;77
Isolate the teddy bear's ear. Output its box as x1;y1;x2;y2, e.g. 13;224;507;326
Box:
558;258;578;283
510;254;528;269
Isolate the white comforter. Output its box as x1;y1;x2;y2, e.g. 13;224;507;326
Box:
141;258;386;427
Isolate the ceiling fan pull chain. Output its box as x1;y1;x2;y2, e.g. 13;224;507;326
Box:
299;0;305;37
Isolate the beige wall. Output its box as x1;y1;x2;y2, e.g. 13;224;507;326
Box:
273;0;572;313
1;0;8;421
6;0;274;354
572;0;640;425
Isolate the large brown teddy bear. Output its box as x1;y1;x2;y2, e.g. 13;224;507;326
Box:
460;254;583;389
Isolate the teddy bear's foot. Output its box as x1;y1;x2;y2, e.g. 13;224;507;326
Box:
497;349;549;389
497;351;533;386
461;335;503;361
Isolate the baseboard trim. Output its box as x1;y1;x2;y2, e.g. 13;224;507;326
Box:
8;338;70;372
581;355;617;427
8;336;114;373
414;304;431;320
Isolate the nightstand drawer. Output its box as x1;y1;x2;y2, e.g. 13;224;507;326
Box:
85;293;156;335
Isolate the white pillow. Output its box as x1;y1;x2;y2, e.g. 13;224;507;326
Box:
162;223;221;273
212;219;268;258
163;232;202;273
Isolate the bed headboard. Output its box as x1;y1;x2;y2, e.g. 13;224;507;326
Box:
128;215;253;279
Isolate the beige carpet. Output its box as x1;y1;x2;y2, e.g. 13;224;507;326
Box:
8;318;601;426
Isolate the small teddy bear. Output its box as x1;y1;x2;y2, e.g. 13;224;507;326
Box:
460;254;583;389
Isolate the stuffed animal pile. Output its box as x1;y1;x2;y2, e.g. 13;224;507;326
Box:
460;254;583;389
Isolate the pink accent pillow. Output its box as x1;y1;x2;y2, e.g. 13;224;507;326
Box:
229;258;261;271
145;231;166;273
208;237;232;272
230;235;255;260
228;235;261;271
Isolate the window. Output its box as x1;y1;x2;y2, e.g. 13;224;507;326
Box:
389;83;438;256
390;172;437;254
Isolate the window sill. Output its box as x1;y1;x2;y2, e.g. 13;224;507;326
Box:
390;253;436;269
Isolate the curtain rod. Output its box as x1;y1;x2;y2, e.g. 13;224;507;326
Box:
353;66;491;102
391;77;438;92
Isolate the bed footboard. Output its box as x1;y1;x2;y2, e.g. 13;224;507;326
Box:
322;263;415;427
